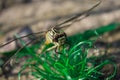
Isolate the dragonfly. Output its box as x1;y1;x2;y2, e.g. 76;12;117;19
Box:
0;0;101;67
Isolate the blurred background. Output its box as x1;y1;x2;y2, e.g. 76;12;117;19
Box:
0;0;120;80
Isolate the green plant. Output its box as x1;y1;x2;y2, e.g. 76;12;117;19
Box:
2;23;118;80
17;40;116;80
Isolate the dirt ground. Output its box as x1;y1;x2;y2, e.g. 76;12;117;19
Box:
0;0;120;80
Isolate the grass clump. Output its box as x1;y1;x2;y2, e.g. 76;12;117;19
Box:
2;23;118;80
18;40;116;80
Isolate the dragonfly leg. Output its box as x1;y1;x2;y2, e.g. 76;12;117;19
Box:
46;43;58;51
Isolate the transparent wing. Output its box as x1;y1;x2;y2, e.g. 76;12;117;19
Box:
3;40;33;67
54;0;101;29
0;31;46;48
2;34;44;67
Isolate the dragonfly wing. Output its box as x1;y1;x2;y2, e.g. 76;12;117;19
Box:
3;40;33;67
0;31;45;48
2;34;44;67
55;0;101;29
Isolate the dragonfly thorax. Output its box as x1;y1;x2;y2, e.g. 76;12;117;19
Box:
45;28;67;45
